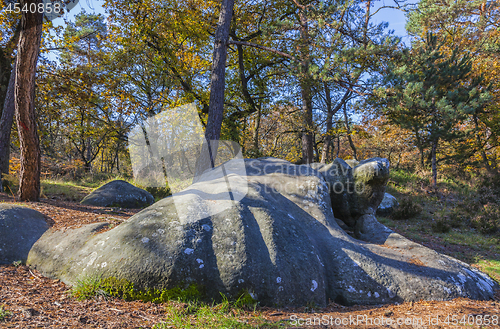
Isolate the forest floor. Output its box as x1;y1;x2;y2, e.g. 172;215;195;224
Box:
1;176;500;328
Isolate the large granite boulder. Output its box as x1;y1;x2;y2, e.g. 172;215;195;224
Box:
29;158;498;306
81;180;154;208
0;204;53;264
377;193;399;216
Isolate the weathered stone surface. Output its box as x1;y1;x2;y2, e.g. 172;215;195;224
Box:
81;180;154;208
0;204;53;264
29;158;498;306
315;157;390;230
344;159;359;168
377;193;399;216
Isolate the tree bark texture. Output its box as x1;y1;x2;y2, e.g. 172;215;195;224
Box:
321;83;333;163
0;61;16;179
15;0;43;201
195;0;234;177
431;139;438;190
299;10;314;164
343;103;357;160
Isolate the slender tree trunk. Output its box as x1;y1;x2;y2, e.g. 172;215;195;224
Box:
241;117;247;154
300;85;314;164
85;137;92;172
321;83;333;164
336;135;340;158
313;134;319;162
195;0;234;177
414;129;425;169
0;21;21;109
343;103;357;160
298;9;314;164
252;108;261;153
115;147;120;172
431;138;438;190
0;60;16;188
473;114;493;174
15;1;43;201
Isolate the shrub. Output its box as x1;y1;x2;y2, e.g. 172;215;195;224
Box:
447;210;465;228
432;219;451;233
391;197;422;220
143;186;171;201
71;276;109;301
470;203;500;235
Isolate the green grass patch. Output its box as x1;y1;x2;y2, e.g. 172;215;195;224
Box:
0;305;12;322
41;179;93;201
389;168;421;186
441;231;500;252
70;275;281;328
154;295;281;329
476;259;500;283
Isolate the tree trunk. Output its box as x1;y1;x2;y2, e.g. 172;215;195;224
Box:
252;108;261;153
321;83;333;164
195;0;235;177
414;129;425;169
336;135;340;157
85;137;92;172
313;134;319;162
299;10;314;164
343;103;357;160
473;114;493;174
0;21;21;110
15;1;43;201
0;60;16;185
431;138;438;190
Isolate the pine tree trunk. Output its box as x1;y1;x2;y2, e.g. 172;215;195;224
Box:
320;83;333;164
300;83;314;164
431;138;438;190
0;61;16;181
343;103;357;160
299;10;314;164
15;1;43;201
195;0;234;178
415;130;425;168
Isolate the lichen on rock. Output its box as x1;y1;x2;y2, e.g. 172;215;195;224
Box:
28;157;498;306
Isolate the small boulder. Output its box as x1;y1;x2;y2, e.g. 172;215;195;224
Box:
81;180;154;208
0;204;53;264
377;193;399;216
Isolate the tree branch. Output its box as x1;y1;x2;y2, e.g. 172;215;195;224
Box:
228;41;294;60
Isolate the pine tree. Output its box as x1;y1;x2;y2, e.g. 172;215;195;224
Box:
375;33;491;188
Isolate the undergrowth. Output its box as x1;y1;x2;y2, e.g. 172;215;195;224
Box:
70;276;277;328
0;305;12;322
153;294;280;329
384;168;500;282
71;276;204;303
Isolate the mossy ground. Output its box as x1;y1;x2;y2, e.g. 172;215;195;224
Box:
71;276;282;328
